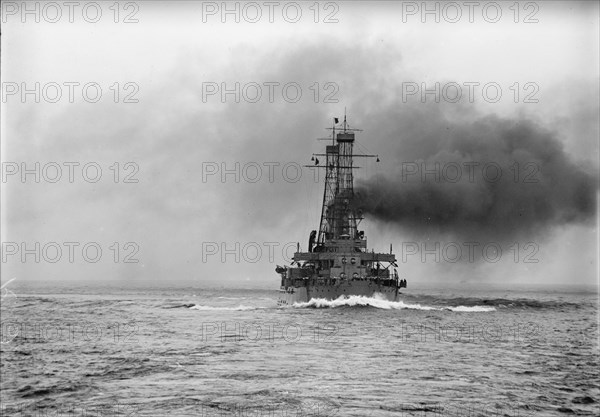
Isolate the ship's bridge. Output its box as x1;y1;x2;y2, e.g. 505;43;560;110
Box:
292;245;396;280
293;232;396;279
293;250;396;263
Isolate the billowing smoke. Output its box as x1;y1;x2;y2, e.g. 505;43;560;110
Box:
353;113;598;243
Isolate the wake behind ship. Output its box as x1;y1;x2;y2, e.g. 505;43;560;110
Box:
277;115;406;306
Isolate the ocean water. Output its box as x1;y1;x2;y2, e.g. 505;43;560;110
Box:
0;283;598;417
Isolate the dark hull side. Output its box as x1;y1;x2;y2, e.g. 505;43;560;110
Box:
277;279;399;306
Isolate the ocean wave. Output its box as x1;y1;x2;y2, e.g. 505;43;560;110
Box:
189;304;264;311
292;295;495;312
164;303;197;309
444;305;497;312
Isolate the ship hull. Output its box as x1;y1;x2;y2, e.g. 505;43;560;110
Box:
277;279;399;306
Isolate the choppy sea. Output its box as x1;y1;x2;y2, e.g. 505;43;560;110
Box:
1;282;598;416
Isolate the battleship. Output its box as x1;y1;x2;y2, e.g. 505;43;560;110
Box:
277;115;406;306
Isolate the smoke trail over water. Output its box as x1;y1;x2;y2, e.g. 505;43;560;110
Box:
353;114;598;243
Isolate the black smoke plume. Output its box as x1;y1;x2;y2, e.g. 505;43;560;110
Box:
353;114;598;243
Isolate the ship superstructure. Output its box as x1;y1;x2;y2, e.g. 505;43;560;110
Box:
277;115;406;305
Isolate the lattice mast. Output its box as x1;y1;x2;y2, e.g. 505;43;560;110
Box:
317;114;361;245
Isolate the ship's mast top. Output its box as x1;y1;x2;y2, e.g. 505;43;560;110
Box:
316;113;359;245
309;114;381;251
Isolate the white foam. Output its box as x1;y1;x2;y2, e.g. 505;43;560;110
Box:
292;294;495;312
445;305;496;312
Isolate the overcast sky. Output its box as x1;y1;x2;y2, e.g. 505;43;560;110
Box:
1;1;598;288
